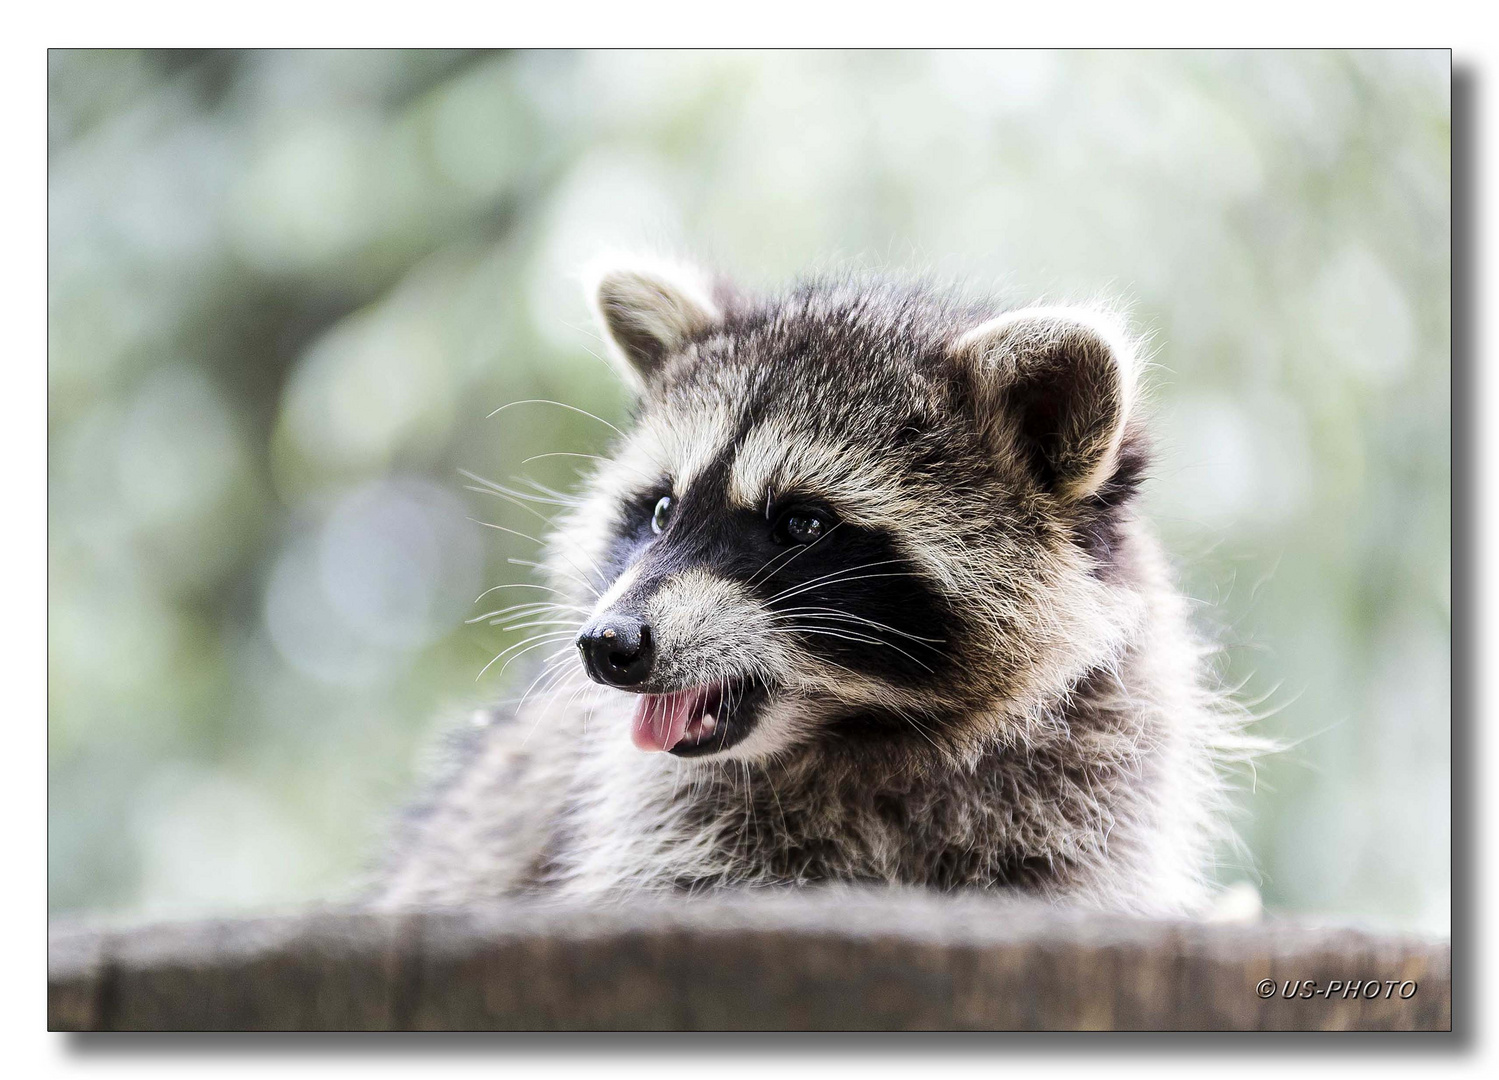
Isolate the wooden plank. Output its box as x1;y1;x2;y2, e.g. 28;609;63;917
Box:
48;891;1452;1031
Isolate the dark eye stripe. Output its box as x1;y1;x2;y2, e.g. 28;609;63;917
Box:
601;455;955;690
749;521;951;685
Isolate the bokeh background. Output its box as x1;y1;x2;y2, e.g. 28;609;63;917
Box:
48;49;1451;931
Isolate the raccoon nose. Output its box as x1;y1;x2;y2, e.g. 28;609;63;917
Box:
577;615;655;688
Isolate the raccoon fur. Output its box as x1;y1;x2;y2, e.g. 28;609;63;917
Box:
376;257;1249;917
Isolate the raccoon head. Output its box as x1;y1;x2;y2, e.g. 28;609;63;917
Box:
555;256;1148;763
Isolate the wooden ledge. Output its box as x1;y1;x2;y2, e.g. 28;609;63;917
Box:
49;890;1451;1031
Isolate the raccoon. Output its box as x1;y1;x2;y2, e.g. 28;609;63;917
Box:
376;257;1249;916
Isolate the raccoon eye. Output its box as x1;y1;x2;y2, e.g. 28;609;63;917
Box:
651;495;674;535
773;508;830;546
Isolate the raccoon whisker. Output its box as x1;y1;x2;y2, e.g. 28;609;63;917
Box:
745;521;843;588
769;607;947;646
477;631;579;682
488;606;581;624
465;485;568;529
502;651;583;711
766;626;936;673
478;611;567;628
520;660;593;747
473;519;608;593
772;569;925;599
521;451;613;467
495;600;590;618
770;618;934;654
762;557;908;601
507;557;554;573
490;613;589;632
770;613;943;648
574;679;612;739
508;558;602;599
468;603;554;624
484;628;578;661
509;475;588;507
486;398;626;439
461;469;569;529
890;706;947;755
758;758;791;842
554;675;593;717
509;660;579;710
476;522;599;579
473;582;573;603
464;470;583;509
741;759;760;852
766;569;926;607
493;618;584;633
530;648;587;694
519;696;560;748
570;334;624;379
469;600;589;624
726;679;751;762
478;598;588;617
479;630;578;678
745;543;810;590
495;634;588;683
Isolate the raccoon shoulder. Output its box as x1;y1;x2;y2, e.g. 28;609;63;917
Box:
371;690;585;907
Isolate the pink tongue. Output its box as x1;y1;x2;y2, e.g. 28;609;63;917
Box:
631;688;709;753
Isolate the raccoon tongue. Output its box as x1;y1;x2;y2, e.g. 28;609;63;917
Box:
631;688;712;753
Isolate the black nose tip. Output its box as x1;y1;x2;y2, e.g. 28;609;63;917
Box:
577;615;655;688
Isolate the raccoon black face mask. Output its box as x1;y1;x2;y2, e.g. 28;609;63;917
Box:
378;257;1255;916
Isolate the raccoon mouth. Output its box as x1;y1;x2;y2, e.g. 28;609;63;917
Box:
630;680;764;757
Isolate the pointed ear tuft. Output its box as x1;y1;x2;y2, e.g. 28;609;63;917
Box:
585;255;723;390
951;306;1140;501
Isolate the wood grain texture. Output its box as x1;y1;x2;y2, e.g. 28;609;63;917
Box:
48;891;1451;1031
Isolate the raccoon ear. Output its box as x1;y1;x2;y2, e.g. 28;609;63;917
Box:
951;307;1139;501
586;256;723;389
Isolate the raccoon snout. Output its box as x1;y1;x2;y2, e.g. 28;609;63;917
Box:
577;615;655;688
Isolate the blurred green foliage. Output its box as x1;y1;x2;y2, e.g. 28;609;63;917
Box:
48;49;1450;930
